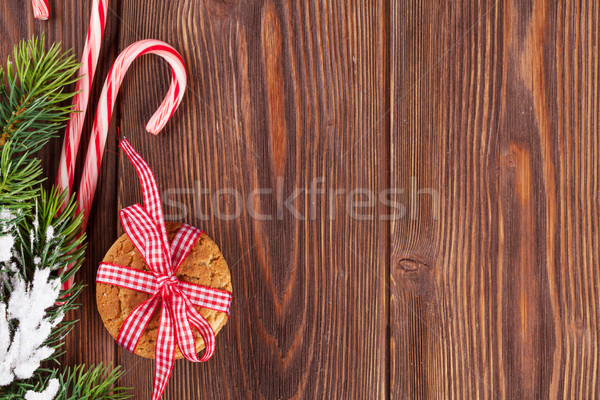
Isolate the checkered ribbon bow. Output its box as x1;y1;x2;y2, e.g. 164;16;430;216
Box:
97;139;232;400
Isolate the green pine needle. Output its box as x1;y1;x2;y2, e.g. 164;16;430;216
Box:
0;141;42;226
0;35;79;155
0;364;132;400
0;36;131;399
57;364;132;400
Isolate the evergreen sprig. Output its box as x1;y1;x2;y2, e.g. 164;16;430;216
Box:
0;142;42;224
57;364;131;400
0;35;79;229
1;188;131;400
0;35;79;155
8;188;86;362
0;36;131;399
1;364;131;400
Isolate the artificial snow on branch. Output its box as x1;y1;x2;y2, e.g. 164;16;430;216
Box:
0;268;63;386
0;209;15;264
24;378;59;400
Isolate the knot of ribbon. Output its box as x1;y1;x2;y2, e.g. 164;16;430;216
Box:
97;139;232;400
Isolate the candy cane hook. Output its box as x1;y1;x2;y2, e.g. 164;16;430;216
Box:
32;0;49;20
76;39;187;229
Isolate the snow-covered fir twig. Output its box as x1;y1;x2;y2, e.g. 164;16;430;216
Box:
0;268;63;386
0;188;85;391
0;209;16;266
24;378;60;400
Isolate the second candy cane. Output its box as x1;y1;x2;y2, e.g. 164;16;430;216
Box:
55;0;187;289
77;39;187;228
55;0;186;227
32;0;49;20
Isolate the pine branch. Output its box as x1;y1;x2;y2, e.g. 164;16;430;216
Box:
0;35;130;400
0;35;79;155
1;188;85;363
0;188;132;399
0;364;131;400
0;34;80;226
0;142;42;228
57;364;132;400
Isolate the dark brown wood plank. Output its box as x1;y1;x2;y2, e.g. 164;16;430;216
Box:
116;0;388;398
390;0;600;398
0;0;121;373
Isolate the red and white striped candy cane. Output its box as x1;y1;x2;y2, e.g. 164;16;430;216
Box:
76;39;187;229
32;0;49;20
56;0;108;199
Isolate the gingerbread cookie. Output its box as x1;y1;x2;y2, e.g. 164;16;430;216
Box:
96;222;232;359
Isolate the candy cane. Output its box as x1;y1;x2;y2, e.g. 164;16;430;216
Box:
76;39;187;229
56;0;108;199
32;0;49;20
58;40;186;292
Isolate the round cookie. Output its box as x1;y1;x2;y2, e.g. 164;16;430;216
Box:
96;222;232;359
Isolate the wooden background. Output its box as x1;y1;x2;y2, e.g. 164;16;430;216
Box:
1;0;599;398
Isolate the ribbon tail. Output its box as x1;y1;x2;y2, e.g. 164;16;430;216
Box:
117;295;160;352
170;224;202;272
120;204;173;276
120;139;171;253
182;294;216;362
152;296;176;400
170;291;203;362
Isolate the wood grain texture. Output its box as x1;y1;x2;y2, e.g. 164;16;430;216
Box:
390;0;600;398
1;0;599;398
116;0;388;398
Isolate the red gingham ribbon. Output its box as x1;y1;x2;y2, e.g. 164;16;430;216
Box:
96;139;232;400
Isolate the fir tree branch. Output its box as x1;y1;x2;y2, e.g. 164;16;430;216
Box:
0;188;85;370
0;142;42;227
0;35;79;155
0;35;131;400
0;364;131;400
19;188;85;351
